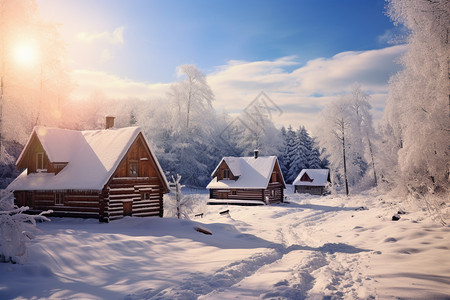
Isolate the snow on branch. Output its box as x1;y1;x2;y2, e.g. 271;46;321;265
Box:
0;190;51;264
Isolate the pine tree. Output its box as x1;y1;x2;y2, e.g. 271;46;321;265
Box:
305;135;322;169
284;126;298;183
278;126;289;176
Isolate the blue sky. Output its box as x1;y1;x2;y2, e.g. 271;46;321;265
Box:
37;0;405;130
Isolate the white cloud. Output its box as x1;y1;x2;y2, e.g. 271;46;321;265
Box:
208;45;406;131
69;45;406;131
77;26;125;44
70;69;169;100
100;49;113;62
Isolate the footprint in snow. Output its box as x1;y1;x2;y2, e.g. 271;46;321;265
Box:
384;237;398;243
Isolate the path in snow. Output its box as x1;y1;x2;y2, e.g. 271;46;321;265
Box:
138;193;378;299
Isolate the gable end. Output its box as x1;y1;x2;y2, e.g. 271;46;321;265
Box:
213;160;238;181
107;132;169;193
17;132;51;174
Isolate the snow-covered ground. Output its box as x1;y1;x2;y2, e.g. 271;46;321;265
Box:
1;187;449;299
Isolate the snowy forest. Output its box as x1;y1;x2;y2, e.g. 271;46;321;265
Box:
0;0;448;207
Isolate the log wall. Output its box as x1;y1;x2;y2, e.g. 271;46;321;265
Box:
102;176;163;222
209;185;283;204
294;185;324;195
265;183;284;204
210;189;264;201
14;190;101;218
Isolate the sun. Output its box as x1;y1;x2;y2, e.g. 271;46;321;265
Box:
14;42;38;65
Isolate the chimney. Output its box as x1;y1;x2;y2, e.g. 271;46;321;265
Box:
105;116;115;129
254;149;259;159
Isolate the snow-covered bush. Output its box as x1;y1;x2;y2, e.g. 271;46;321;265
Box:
164;175;195;219
0;190;50;264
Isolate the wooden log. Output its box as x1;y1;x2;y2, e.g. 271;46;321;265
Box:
194;227;212;235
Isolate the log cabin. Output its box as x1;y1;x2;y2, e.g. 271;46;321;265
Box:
206;150;286;205
6;117;169;222
292;169;330;195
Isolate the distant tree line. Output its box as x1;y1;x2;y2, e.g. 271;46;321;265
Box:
278;125;328;184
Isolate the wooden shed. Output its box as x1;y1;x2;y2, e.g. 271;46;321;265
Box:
292;169;330;195
206;151;285;205
7;119;169;222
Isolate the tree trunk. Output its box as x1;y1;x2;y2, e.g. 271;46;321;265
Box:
186;78;192;129
367;135;378;187
341;122;349;196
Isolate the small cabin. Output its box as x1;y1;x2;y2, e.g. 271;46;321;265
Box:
206;150;286;205
292;169;330;195
6;117;169;222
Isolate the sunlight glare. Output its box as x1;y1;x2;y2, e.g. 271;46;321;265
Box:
14;42;38;66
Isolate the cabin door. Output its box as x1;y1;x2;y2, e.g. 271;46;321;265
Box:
123;201;132;216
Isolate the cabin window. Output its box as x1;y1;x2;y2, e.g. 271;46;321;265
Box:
223;169;230;179
36;152;44;170
270;189;275;197
143;192;150;200
129;161;138;176
232;191;236;195
55;193;64;206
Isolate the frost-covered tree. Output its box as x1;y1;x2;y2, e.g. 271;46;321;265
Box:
236;113;282;158
346;85;377;188
318;84;379;194
381;0;449;222
129;109;137;126
350;86;378;187
169;64;214;130
137;65;218;187
317;99;351;195
165;174;195;219
383;0;449;198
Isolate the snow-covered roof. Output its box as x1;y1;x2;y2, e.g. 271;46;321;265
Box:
292;169;329;187
8;126;169;191
206;156;284;189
